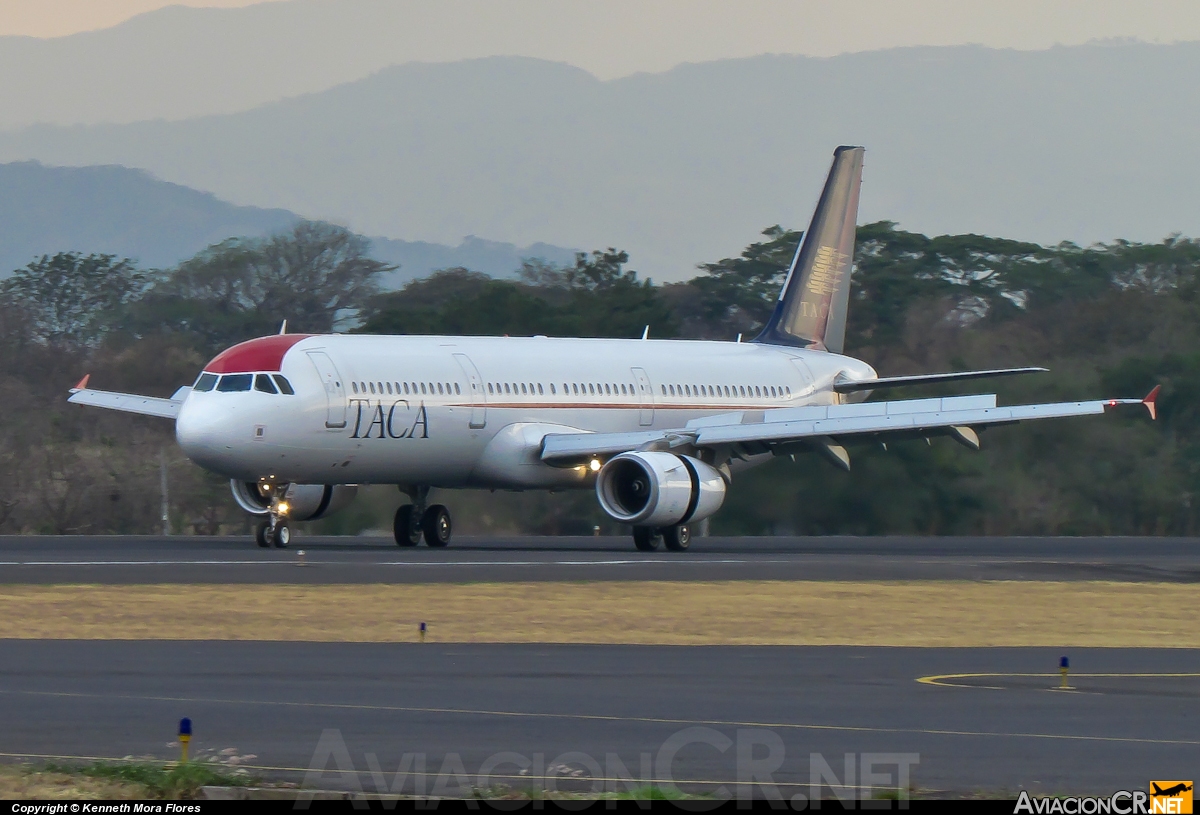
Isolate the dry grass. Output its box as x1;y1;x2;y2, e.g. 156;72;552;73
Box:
0;764;147;799
0;581;1197;647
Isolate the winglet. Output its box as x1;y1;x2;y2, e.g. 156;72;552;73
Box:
1143;384;1160;421
71;374;90;393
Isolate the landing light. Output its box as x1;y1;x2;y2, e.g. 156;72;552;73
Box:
589;459;602;472
277;502;290;516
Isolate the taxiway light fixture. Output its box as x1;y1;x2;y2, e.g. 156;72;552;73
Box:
1059;656;1070;689
419;622;427;643
178;717;192;763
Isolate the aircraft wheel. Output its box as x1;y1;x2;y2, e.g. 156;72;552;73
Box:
422;505;452;548
393;505;422;546
273;522;291;548
662;524;691;552
255;521;271;548
632;526;659;551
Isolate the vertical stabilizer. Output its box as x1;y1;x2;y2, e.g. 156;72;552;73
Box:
754;146;864;352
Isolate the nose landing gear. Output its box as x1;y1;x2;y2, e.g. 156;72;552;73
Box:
255;495;291;548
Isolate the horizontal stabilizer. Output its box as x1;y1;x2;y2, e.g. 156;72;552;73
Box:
834;367;1048;394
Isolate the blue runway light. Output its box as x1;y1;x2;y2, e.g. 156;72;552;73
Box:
1060;656;1069;670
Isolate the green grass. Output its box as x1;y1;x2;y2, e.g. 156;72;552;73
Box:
43;761;258;799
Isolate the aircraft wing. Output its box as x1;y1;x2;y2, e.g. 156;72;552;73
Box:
541;389;1158;468
66;375;188;420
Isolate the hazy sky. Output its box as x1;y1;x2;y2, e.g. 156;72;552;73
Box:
5;1;1200;75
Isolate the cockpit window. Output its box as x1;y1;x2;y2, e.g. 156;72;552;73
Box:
254;373;278;394
193;373;218;392
273;375;295;395
216;373;253;392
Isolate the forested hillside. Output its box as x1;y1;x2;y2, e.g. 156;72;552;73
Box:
1;221;1195;535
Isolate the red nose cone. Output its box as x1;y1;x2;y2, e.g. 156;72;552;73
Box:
203;335;312;374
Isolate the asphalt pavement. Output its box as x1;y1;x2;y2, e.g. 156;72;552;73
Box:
0;641;1195;797
0;534;1197;584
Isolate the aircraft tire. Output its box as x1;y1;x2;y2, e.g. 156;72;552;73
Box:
662;524;691;552
422;505;452;547
393;505;421;547
632;526;659;551
273;522;290;548
255;521;271;548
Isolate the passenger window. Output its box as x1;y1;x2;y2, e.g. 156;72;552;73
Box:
273;375;295;395
419;383;426;394
739;386;746;397
216;374;253;392
572;384;579;394
436;383;443;394
520;383;527;395
370;382;377;394
662;385;667;395
537;383;544;395
193;373;218;392
487;383;494;394
386;382;393;394
550;384;556;394
351;382;359;394
770;386;776;397
455;383;461;395
254;374;278;394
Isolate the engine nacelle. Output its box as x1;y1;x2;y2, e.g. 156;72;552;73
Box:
230;480;358;521
596;452;727;527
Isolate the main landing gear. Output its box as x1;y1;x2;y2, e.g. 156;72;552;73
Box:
632;524;690;552
394;486;452;548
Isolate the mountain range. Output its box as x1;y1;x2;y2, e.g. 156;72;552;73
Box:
2;42;1198;280
0;161;575;284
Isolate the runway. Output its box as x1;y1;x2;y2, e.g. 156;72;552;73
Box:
2;534;1198;584
3;535;1197;797
0;641;1196;797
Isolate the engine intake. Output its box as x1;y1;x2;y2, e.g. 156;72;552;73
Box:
230;480;357;521
595;452;726;527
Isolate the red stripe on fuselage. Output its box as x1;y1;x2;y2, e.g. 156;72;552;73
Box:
203;335;312;374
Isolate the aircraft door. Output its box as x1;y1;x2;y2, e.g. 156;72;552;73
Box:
307;350;348;429
453;353;487;429
631;367;654;426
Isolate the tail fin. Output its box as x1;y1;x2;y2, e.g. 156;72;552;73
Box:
754;146;864;353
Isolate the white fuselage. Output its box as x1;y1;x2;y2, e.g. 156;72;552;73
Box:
175;334;876;489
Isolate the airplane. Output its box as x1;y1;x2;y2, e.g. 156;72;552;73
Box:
67;146;1158;550
1152;783;1193;797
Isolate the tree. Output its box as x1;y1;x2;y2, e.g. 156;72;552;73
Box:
661;226;802;340
1;252;145;348
134;221;393;348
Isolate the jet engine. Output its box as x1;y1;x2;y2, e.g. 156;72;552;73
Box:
595;452;726;527
230;480;358;521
